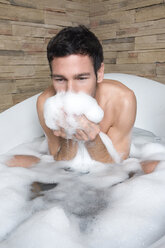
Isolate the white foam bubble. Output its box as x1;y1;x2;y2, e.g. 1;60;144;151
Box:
44;91;104;137
1;136;165;247
99;131;121;163
0;206;84;248
44;91;120;165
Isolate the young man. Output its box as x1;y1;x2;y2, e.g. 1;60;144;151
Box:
7;26;158;173
37;25;136;163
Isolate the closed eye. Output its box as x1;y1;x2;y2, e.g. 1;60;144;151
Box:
53;77;66;83
51;74;66;82
78;77;88;80
56;78;65;82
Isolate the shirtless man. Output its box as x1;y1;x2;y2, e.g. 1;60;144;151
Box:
7;26;158;173
37;25;136;164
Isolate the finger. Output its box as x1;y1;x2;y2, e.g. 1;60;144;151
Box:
60;127;67;138
76;115;100;131
83;123;100;139
74;133;82;140
75;114;90;127
53;130;60;136
74;115;100;140
53;128;67;138
87;126;100;141
76;129;89;141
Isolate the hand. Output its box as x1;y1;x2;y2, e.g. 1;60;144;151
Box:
73;115;100;141
53;114;100;141
53;127;68;139
53;110;69;138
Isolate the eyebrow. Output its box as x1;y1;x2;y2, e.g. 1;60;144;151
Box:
51;73;91;78
75;73;90;77
51;74;65;78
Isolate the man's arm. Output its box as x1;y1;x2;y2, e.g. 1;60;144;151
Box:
37;87;60;157
107;90;137;160
86;90;137;163
6;155;40;168
37;88;78;160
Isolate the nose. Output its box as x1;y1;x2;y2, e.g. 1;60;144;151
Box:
67;80;74;92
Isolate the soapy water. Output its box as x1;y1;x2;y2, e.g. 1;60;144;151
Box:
0;92;165;247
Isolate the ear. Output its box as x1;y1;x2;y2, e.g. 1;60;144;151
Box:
97;63;104;83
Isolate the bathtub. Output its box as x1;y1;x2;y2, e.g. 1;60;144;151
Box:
0;73;165;248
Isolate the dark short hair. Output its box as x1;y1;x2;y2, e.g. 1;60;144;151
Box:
47;25;104;76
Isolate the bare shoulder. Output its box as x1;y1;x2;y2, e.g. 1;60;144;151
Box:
36;85;56;136
37;85;55;112
97;79;136;132
100;78;135;95
98;78;136;106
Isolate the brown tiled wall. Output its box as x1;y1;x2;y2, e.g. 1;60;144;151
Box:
90;0;165;84
0;0;165;112
0;0;89;112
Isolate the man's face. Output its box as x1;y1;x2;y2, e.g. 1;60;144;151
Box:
51;54;100;97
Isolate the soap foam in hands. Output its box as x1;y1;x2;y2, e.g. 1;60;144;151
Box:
44;91;104;137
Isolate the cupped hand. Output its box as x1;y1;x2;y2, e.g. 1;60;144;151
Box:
74;115;100;141
53;114;100;141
